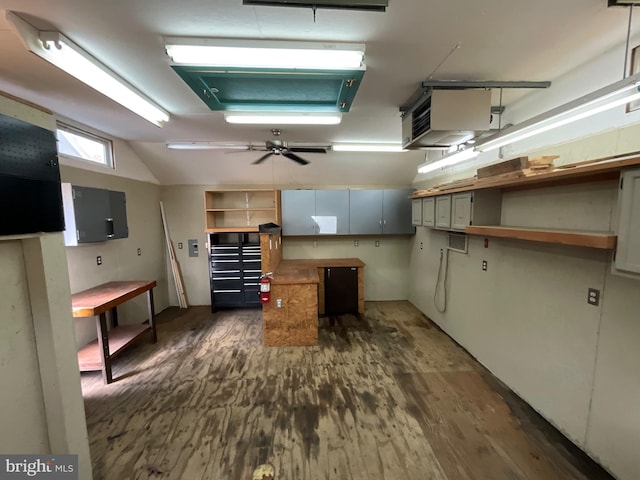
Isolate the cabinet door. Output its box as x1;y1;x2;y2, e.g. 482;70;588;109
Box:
451;192;472;231
349;190;383;234
615;168;640;273
324;267;359;314
281;190;316;235
315;190;349;234
71;185;110;243
109;190;128;239
382;189;414;234
411;199;423;226
435;195;451;230
422;197;435;227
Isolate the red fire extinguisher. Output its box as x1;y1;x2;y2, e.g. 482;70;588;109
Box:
260;273;273;304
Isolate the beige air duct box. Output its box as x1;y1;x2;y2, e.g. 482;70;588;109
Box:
402;89;491;149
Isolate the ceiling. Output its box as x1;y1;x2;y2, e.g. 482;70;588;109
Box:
0;0;637;186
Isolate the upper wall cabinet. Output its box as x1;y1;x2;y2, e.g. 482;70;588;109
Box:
282;190;316;235
431;190;502;232
349;189;414;235
412;199;423;226
282;189;350;236
282;189;414;236
614;168;640;274
61;184;128;245
316;190;350;234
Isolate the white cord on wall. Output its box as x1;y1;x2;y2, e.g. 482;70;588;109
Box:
434;247;449;313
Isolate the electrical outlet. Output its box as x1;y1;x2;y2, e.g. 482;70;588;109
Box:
354;240;359;247
276;298;283;308
178;242;183;249
96;256;102;266
482;260;487;271
420;241;424;250
137;248;142;256
375;240;380;247
587;288;600;306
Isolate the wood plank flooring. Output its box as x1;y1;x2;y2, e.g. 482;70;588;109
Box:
81;302;613;480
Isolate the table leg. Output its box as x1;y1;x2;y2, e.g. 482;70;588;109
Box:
147;288;157;343
111;306;118;328
96;312;112;384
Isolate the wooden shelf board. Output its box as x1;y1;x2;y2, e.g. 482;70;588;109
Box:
206;208;276;212
206;227;260;233
412;155;640;198
77;324;151;371
466;225;617;250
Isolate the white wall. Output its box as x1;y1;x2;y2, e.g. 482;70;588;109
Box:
62;166;170;347
0;94;93;479
160;185;414;306
0;240;50;453
408;46;640;480
284;236;411;301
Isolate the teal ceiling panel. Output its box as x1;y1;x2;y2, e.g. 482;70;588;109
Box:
171;66;365;112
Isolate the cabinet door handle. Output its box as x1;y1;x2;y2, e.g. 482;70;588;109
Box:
327;268;330;278
106;218;115;238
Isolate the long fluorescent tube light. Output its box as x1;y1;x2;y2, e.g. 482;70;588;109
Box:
332;143;406;152
165;38;365;70
166;142;250;150
417;148;479;174
477;72;640;152
224;112;342;125
7;12;169;127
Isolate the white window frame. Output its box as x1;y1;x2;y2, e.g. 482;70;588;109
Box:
56;123;114;168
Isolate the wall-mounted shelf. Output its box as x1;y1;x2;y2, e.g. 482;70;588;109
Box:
412;154;640;198
466;225;617;250
204;189;281;232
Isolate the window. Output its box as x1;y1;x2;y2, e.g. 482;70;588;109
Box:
56;123;114;167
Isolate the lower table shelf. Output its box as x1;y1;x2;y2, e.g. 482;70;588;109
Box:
77;324;151;371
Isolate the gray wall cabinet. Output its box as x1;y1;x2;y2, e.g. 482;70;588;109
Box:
282;189;414;236
348;189;383;234
61;183;128;245
281;190;315;235
614;167;640;274
315;189;350;235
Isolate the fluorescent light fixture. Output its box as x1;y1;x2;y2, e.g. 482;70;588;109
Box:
332;143;406;152
7;12;169;127
165;37;365;70
476;72;640;152
417;148;478;174
224;112;342;125
167;142;249;150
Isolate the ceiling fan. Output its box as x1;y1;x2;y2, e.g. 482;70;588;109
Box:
251;139;327;165
246;129;328;165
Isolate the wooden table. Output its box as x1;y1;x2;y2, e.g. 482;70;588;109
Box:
72;280;157;384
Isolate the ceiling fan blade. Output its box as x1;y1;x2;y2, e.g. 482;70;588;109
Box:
289;147;327;154
283;152;310;165
253;152;274;164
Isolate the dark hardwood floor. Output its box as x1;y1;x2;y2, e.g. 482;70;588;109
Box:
80;302;613;480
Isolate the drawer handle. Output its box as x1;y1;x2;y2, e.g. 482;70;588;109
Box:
213;277;240;280
215;289;241;293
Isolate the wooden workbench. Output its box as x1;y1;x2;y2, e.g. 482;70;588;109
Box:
72;280;157;384
277;258;366;315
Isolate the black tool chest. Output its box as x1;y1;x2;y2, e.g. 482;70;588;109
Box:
209;232;262;310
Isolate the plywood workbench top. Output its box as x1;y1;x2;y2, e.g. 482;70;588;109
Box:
272;258;365;285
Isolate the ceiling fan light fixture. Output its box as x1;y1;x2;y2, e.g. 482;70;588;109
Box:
224;112;342;125
165;38;365;70
332;143;406;152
